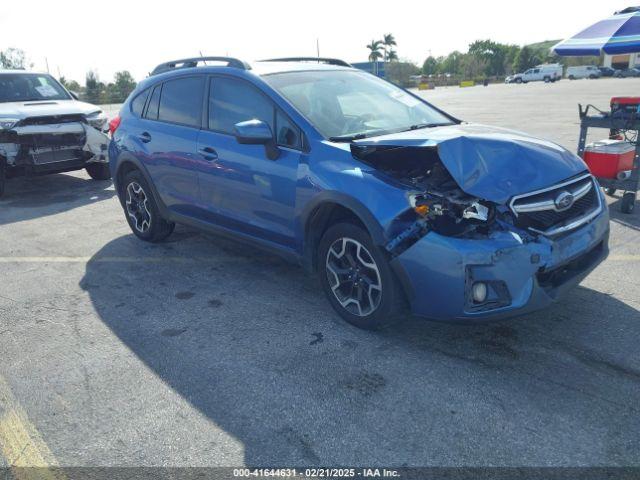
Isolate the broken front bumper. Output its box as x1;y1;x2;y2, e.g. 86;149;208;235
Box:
0;122;109;174
391;204;610;321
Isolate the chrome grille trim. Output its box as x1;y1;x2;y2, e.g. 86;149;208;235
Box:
508;173;603;237
512;180;592;214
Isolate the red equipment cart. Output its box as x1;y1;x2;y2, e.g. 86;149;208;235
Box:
578;98;640;214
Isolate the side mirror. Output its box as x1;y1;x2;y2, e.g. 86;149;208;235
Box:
69;90;80;100
234;119;279;160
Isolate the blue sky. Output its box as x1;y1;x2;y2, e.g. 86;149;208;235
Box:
1;0;627;82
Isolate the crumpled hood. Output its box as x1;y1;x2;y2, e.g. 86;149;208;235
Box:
0;100;101;120
352;123;588;204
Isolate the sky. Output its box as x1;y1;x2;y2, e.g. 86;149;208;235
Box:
0;0;630;83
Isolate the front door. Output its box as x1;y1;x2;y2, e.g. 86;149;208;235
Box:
195;76;301;248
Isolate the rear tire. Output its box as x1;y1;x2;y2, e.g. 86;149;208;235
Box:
544;76;550;83
86;163;112;180
122;169;175;242
568;75;575;80
621;192;636;214
318;222;406;330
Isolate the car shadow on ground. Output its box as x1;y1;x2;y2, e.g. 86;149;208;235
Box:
607;192;640;231
0;172;115;226
80;229;640;466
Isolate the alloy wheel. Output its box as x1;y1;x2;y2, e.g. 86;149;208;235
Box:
325;237;382;316
125;181;152;233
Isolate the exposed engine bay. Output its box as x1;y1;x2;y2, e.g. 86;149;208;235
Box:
351;144;504;255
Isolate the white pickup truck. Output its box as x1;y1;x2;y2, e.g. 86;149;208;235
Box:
506;64;564;84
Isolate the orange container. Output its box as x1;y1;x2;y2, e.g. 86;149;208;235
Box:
583;140;635;179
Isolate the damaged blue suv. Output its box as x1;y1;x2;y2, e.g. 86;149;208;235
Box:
109;57;609;329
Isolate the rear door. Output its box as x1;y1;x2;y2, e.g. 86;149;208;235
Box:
194;75;301;247
137;75;205;216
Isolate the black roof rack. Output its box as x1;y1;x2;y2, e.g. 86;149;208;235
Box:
260;57;352;67
150;57;251;76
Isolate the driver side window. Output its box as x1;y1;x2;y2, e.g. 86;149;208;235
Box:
209;77;273;134
208;77;303;150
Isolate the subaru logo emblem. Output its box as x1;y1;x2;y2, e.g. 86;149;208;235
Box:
555;191;574;211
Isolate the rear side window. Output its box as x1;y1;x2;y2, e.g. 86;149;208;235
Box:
131;89;149;117
209;77;273;134
158;76;204;127
144;85;161;120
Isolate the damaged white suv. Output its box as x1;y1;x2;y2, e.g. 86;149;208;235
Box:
0;70;111;197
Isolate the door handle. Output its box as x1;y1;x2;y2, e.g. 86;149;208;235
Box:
198;146;218;161
138;132;152;143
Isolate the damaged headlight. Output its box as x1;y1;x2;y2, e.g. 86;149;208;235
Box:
85;111;108;131
462;202;490;221
0;118;20;130
409;192;495;237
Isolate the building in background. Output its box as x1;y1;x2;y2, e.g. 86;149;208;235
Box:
603;53;640;69
352;61;386;78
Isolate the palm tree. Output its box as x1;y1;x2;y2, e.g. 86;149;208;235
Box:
387;50;398;62
382;33;397;62
366;40;383;73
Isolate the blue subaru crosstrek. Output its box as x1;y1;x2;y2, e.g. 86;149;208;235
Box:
109;56;609;329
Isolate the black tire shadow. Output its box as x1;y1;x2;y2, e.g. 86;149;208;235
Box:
0;172;115;226
80;231;640;466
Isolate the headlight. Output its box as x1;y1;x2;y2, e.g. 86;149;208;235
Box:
85;111;108;131
0;118;20;130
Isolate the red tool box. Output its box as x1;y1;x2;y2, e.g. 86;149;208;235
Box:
583;140;635;179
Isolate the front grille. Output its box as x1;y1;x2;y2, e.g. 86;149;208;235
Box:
19;114;86;126
510;174;601;236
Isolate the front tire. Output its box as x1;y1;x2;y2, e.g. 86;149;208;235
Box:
122;169;175;242
318;223;405;330
605;187;617;197
86;162;112;180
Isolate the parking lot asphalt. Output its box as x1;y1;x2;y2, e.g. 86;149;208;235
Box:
0;78;639;468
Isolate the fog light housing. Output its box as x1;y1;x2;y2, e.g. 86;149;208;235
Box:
472;282;488;303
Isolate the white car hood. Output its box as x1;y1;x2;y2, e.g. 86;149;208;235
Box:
0;100;101;119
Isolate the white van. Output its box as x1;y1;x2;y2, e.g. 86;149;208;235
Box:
508;64;563;83
566;65;601;80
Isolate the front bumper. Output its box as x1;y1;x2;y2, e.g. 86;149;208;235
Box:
0;122;109;174
391;203;610;322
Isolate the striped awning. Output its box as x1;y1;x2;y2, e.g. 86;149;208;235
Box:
553;7;640;56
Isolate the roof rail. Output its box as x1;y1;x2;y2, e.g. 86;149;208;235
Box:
150;57;251;76
260;57;352;67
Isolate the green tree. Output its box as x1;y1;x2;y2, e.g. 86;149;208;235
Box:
366;40;383;74
386;61;420;87
382;33;397;62
468;40;519;76
84;71;104;105
109;70;137;103
440;51;464;75
513;46;540;73
422;56;439;75
0;48;31;69
387;50;398;62
366;40;383;63
59;77;82;93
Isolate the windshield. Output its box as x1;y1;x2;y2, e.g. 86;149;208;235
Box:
0;73;71;103
264;70;454;140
